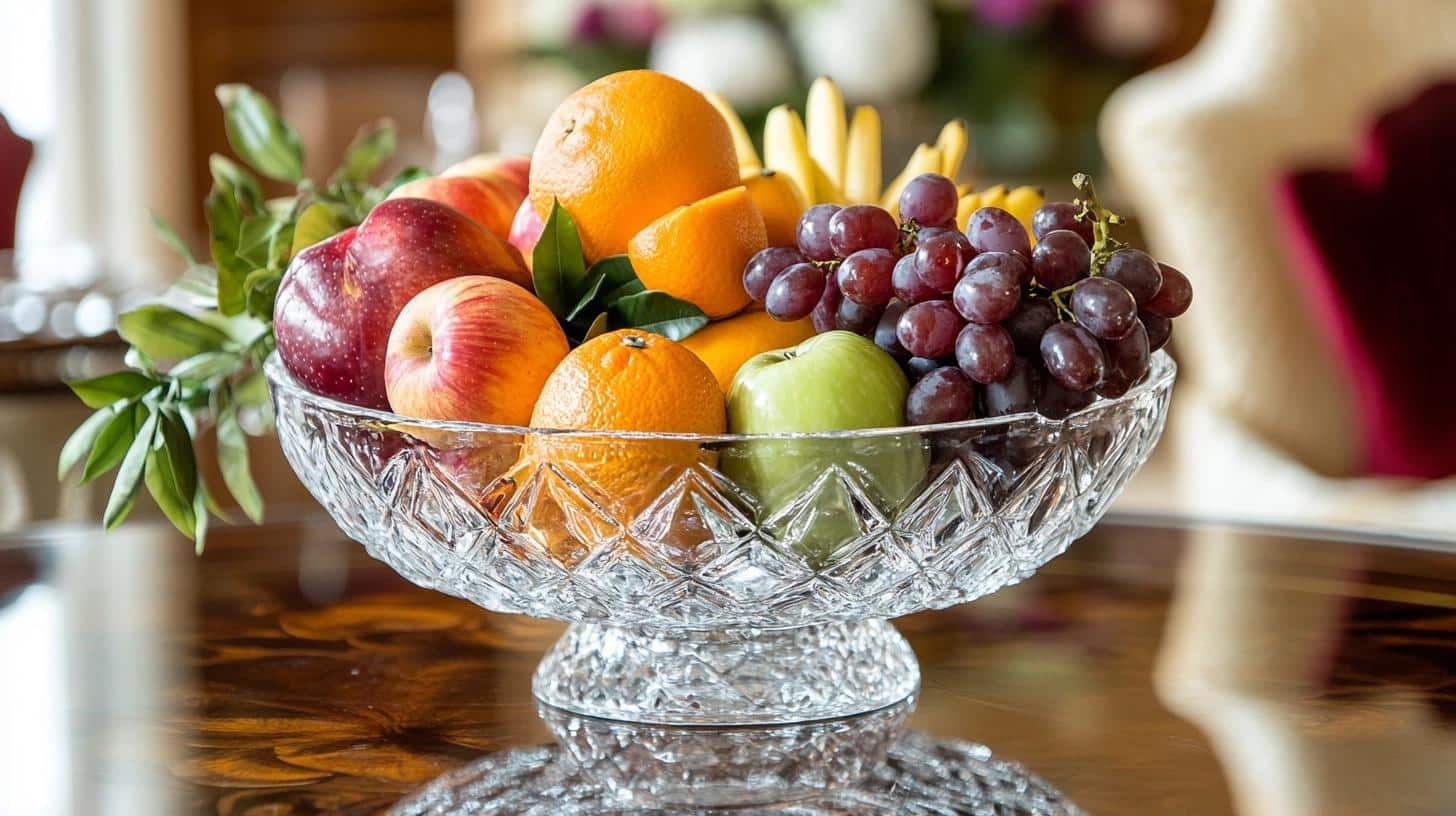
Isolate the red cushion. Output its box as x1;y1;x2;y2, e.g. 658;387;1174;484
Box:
0;113;31;251
1275;81;1456;478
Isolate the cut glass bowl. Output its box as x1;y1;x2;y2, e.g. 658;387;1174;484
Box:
266;351;1174;808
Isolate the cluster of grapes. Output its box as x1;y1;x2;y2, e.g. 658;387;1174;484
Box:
742;172;1192;424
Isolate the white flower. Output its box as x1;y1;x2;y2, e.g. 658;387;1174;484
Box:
649;16;797;109
789;0;937;101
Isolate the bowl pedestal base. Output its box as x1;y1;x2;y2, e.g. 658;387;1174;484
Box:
531;619;919;807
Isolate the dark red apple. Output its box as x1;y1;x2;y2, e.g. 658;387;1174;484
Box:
273;197;531;408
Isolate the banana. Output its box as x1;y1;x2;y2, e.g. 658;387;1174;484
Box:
956;193;979;231
934;118;968;182
763;105;817;205
811;162;846;205
843;105;882;205
1003;185;1045;236
881;143;943;218
805;76;847;192
706;91;761;173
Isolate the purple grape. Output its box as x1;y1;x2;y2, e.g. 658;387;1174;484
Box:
955;322;1015;384
953;259;1023;324
836;297;882;335
1144;263;1192;318
1031;230;1091;289
899;173;959;227
892;253;938;304
829;204;899;256
966;207;1031;259
743;246;805;303
904;356;943;380
905;366;976;425
875;301;910;359
1097;320;1150;398
1141;311;1172;351
837;248;898;306
1037;377;1096;420
1031;201;1094;245
1040;322;1105;391
797;204;841;262
966;249;1031;288
896;300;964;359
1002;298;1058;356
913;233;969;293
810;268;842;333
1101;248;1162;306
1069;277;1138;340
982;356;1041;417
768;262;826;321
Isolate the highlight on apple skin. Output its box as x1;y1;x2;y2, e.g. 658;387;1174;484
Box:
384;275;569;426
272;197;531;409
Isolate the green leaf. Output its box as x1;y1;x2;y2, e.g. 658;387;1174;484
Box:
206;185;247;315
118;304;231;360
332;118;396;185
150;211;197;266
83;403;141;483
68;371;157;409
59;407;116;480
169;351;239;383
290;202;343;257
208;154;265;215
582;312;610;342
216;390;264;523
192;482;212;553
243;268;282;321
532;199;587;317
216;84;304;182
610;291;709;341
145;409;198;539
603;278;646;308
236;214;280;269
566;255;637;321
104;408;157;530
382;165;429;196
169;265;219;302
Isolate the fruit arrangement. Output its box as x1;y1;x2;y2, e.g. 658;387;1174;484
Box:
57;71;1189;547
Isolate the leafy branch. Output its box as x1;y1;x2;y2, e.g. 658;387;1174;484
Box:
58;85;420;549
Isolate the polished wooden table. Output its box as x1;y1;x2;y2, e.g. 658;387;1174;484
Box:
3;515;1454;814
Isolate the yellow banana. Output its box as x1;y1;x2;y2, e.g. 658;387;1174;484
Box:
811;162;847;205
934;118;968;181
956;193;979;231
843;105;882;205
881;143;943;219
763;105;816;206
706;92;761;173
1003;185;1045;236
805;76;847;192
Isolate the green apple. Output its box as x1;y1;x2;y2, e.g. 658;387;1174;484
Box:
722;331;928;566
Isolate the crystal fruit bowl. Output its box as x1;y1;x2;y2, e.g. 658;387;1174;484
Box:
266;351;1174;808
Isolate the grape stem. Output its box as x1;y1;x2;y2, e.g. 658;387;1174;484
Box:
1071;173;1127;276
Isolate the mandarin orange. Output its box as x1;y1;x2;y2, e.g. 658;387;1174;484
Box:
627;186;766;319
679;311;815;394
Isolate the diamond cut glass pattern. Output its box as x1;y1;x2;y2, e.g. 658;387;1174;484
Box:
267;349;1173;796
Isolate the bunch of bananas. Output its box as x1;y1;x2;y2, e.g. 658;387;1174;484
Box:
708;77;1042;235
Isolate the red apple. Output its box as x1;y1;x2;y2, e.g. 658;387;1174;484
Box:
508;197;546;265
273;198;531;409
388;175;524;243
384;276;569;426
443;153;530;193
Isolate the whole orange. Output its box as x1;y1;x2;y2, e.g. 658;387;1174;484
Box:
741;169;806;247
529;70;740;261
679;311;816;393
504;330;726;565
627;186;766;318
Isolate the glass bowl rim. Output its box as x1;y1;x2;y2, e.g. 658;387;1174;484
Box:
263;349;1175;443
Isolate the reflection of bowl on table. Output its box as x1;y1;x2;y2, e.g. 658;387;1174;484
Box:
266;350;1174;807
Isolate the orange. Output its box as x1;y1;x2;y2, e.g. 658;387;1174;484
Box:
679;311;816;393
529;70;741;261
502;330;726;565
627;186;766;318
741;169;806;247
